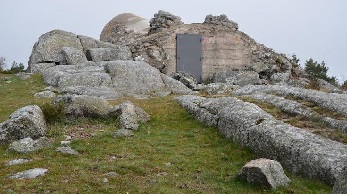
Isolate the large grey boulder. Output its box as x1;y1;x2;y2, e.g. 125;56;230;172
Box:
9;168;48;179
60;47;88;65
53;94;112;119
0;105;47;145
8;137;51;153
28;30;83;67
237;158;290;189
110;101;150;130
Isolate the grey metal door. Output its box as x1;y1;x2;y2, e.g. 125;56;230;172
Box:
176;34;202;83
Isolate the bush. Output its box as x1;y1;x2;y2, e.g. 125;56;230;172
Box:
304;58;337;85
40;102;66;124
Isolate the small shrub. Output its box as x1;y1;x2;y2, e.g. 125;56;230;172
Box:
305;79;320;90
40;102;66;123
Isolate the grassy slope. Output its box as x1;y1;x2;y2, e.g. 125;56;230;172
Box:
0;74;331;193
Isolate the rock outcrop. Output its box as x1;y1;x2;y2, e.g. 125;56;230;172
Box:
41;60;195;99
233;85;347;117
176;95;347;186
0;105;47;145
28;30;132;71
149;10;183;34
237;158;291;189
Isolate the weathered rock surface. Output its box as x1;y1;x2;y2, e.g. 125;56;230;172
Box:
28;30;132;71
242;93;347;132
6;159;31;166
28;30;83;66
34;90;56;98
110;101;150;130
270;72;291;83
8;137;51;153
30;63;56;74
203;14;239;30
9;168;48;179
176;95;347;185
172;71;198;90
114;129;135;138
100;13;149;45
53;94;112;119
332;166;347;194
104;60;194;96
86;47;132;62
233;85;347;117
60;47;88;65
212;71;261;86
201;83;237;95
237;158;291;189
41;60;194;99
61;86;122;99
0;105;47;145
56;146;79;155
149;10;183;34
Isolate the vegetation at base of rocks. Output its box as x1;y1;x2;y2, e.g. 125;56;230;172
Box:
304;58;337;85
240;96;347;144
0;74;332;193
341;80;347;91
40;102;66;124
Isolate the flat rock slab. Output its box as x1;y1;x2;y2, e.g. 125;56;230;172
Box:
56;146;79;155
9;168;48;179
237;158;290;189
6;159;31;166
114;129;134;138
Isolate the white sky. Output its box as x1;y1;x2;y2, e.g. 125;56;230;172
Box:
1;0;346;81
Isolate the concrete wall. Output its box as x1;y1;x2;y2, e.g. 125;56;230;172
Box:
130;24;252;82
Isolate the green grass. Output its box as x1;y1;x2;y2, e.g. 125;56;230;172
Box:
0;74;332;193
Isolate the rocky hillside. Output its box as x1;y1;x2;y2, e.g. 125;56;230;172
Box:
0;10;346;193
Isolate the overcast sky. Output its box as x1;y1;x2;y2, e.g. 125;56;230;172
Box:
1;0;346;81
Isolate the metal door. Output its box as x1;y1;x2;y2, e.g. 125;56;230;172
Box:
176;34;202;83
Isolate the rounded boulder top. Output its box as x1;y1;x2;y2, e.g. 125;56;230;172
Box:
100;13;149;45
